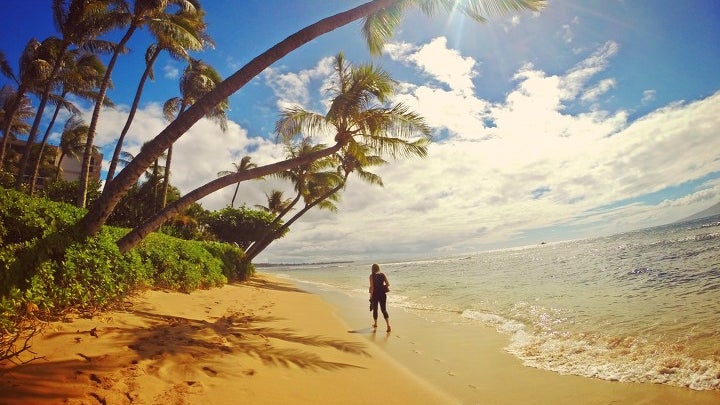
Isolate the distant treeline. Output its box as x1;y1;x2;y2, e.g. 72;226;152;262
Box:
255;261;354;268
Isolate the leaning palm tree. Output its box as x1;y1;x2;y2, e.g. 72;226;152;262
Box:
116;52;431;253
162;58;228;208
245;144;388;262
105;7;214;185
77;0;206;208
217;156;257;208
243;139;336;257
83;0;545;250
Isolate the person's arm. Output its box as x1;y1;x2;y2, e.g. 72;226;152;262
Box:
369;275;374;295
383;274;390;289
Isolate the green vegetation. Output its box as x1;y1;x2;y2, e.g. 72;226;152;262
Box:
0;186;252;362
0;0;545;363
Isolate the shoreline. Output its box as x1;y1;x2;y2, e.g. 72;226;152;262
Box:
285;274;720;405
1;273;718;404
0;274;453;405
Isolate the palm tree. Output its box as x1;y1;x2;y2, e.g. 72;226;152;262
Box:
16;0;118;189
105;6;214;185
162;58;227;208
116;52;431;253
0;85;34;171
55;115;89;180
82;0;545;248
245;144;389;262
77;0;207;208
217;156;257;208
0;39;47;172
0;50;14;81
255;190;294;215
28;53;109;194
242;139;335;258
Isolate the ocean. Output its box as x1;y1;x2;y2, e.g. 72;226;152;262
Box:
262;215;720;391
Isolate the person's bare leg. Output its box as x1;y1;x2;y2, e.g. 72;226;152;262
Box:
385;317;391;332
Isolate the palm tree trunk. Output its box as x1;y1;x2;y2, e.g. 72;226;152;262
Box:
16;46;68;190
230;181;241;208
105;48;160;186
161;103;185;209
28;93;66;195
55;151;67;181
0;85;27;171
116;142;343;253
246;180;346;262
81;0;396;239
161;144;173;208
245;192;301;257
77;26;137;208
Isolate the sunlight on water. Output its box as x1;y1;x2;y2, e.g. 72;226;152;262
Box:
265;215;720;390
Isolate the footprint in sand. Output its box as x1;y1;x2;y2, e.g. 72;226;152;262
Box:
202;366;218;377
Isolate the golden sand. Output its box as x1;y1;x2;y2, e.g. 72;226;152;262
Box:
1;274;718;404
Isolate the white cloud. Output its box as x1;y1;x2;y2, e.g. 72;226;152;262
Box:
262;57;335;110
88;38;720;264
561;16;580;44
253;39;720;262
386;37;478;96
581;78;616;102
642;89;657;104
163;64;179;79
88;101;286;211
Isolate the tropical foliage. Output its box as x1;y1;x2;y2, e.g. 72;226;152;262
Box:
0;0;544;360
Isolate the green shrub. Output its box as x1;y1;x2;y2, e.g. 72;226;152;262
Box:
136;233;228;292
0;186;254;360
0;188;83;244
201;241;254;281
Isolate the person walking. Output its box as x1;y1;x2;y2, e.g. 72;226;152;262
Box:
369;263;391;332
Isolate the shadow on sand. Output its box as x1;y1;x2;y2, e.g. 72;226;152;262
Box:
0;305;370;404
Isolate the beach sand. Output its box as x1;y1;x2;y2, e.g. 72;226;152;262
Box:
1;273;719;404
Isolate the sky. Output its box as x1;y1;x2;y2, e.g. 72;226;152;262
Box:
1;1;719;263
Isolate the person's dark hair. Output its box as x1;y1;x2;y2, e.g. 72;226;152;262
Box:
371;263;380;274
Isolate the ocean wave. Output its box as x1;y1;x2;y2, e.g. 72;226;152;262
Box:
460;310;720;390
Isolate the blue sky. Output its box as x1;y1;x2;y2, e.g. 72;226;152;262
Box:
2;1;719;263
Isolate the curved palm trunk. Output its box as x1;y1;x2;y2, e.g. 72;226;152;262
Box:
105;49;160;186
77;26;137;208
245;179;347;262
116;142;342;253
81;0;396;239
229;181;241;208
245;192;302;258
161;104;185;208
161;144;173;208
16;46;69;189
0;85;28;170
28;92;66;195
55;151;67;181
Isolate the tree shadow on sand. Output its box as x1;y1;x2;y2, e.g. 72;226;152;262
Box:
238;277;309;293
124;310;370;369
0;308;370;404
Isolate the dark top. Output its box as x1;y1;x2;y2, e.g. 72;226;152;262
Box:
371;273;387;298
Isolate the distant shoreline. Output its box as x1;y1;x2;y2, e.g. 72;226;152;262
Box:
255;260;354;268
